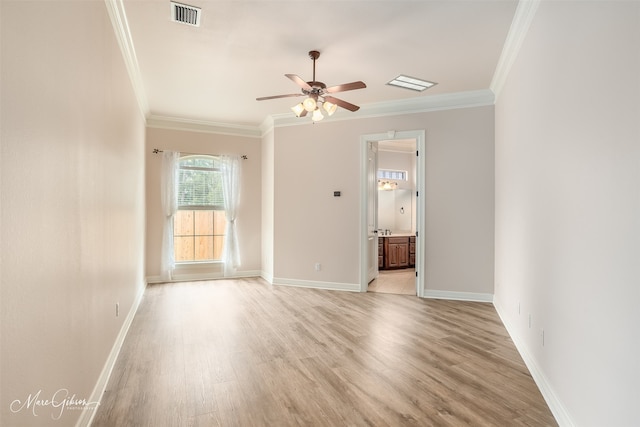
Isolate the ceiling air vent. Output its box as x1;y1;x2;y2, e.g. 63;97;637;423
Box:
171;2;201;27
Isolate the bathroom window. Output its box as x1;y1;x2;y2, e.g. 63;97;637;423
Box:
378;169;407;181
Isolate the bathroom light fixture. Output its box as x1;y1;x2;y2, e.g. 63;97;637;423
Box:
378;180;398;191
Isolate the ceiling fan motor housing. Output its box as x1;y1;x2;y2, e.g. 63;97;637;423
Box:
303;82;326;96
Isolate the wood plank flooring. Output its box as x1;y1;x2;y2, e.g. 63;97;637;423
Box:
92;278;557;427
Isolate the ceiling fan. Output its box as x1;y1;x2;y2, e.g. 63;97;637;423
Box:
256;50;366;121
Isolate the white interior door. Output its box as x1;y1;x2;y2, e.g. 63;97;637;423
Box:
367;141;379;283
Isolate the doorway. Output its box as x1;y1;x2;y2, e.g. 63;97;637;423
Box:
368;269;416;295
359;130;425;297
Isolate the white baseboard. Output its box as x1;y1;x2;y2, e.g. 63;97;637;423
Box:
493;299;574;427
273;277;360;292
75;280;146;427
146;270;261;284
261;271;274;284
424;289;494;302
145;275;165;284
171;269;261;282
226;270;262;279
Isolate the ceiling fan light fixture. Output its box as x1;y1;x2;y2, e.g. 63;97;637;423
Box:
257;51;366;123
322;100;337;116
302;96;317;112
291;103;305;117
311;108;324;122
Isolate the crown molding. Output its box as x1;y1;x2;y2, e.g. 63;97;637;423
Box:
490;0;541;100
105;0;519;138
149;90;494;138
269;89;495;130
359;89;495;117
259;115;275;136
147;115;262;138
104;0;149;119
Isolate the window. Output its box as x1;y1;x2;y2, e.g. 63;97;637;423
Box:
173;156;226;262
378;169;407;181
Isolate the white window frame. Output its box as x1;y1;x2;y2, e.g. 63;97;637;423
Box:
174;155;226;264
377;169;408;181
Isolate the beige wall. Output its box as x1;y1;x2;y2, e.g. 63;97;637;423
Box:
145;127;262;280
261;129;275;281
0;1;146;426
494;1;640;425
271;106;495;296
144;104;494;297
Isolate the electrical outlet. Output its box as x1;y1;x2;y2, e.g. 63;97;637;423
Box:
315;263;321;271
528;314;532;329
116;303;119;317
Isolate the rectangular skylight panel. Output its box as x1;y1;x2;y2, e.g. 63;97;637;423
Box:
387;75;437;92
401;76;435;88
394;81;426;91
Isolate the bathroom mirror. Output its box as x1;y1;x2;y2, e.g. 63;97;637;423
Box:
378;189;412;233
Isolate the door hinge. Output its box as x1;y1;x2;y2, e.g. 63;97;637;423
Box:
416;271;418;277
416;150;419;157
415;231;418;237
416;191;419;197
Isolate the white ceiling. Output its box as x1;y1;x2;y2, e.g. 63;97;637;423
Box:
122;0;519;128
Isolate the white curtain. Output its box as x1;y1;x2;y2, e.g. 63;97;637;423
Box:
221;154;241;275
160;151;180;281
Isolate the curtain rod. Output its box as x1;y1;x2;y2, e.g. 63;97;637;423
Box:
152;148;247;160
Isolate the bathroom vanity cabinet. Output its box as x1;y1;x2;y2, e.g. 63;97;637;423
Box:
380;235;415;270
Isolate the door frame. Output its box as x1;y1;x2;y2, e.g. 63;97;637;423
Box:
359;130;426;297
365;140;379;284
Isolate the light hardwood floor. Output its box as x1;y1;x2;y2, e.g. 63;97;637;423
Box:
92;278;557;427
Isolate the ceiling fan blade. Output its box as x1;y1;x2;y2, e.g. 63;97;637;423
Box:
324;96;360;112
256;93;303;101
325;81;366;94
285;74;312;91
